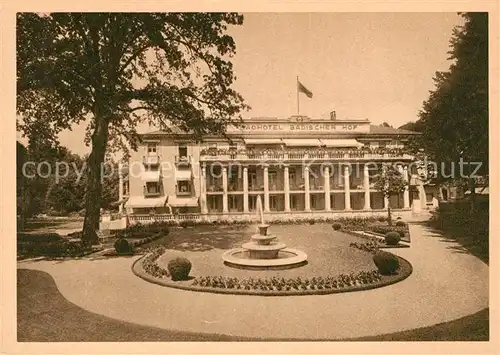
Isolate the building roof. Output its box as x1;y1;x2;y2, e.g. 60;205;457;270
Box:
141;124;420;137
368;125;420;135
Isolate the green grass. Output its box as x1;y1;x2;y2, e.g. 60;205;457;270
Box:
18;269;488;342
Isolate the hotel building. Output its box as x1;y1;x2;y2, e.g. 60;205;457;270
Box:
121;115;438;223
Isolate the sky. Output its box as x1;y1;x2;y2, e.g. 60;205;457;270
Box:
16;12;463;156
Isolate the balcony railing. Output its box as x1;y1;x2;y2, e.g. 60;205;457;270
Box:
143;154;160;166
175;155;192;166
199;148;413;161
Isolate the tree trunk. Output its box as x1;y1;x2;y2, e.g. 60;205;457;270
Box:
82;117;109;245
469;177;476;214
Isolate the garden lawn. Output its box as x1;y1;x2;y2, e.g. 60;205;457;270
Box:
148;223;378;279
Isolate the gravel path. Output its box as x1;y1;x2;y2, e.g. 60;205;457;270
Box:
17;223;489;340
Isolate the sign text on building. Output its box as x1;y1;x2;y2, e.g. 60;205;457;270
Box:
236;122;366;132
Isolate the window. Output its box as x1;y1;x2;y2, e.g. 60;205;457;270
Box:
208;165;222;186
229;195;238;210
379;141;387;149
147;143;157;154
177;180;191;194
146;182;159;194
208;142;217;150
270;195;277;210
289;169;296;186
208;196;218;211
178;145;187;158
268;170;277;189
311;195;316;209
249;195;257;211
249;170;257;189
290;195;297;210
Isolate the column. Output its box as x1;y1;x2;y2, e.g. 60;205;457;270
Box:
383;164;389;210
304;166;311;211
403;166;410;208
344;165;351;210
201;165;208;214
324;166;331;211
363;164;371;210
222;166;228;213
284;165;291;212
263;165;270;212
243;166;249;213
118;163;123;214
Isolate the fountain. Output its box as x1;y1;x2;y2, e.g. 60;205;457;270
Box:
222;196;307;270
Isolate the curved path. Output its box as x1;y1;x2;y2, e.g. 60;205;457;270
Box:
17;223;489;340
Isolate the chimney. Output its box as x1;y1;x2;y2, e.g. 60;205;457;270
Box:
330;111;337;120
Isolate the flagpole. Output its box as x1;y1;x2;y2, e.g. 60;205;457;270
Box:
296;76;299;115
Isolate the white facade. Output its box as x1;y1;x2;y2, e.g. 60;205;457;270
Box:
121;115;436;223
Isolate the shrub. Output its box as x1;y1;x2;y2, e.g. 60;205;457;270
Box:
308;219;316;225
167;257;192;281
377;216;387;222
395;220;406;227
332;223;342;230
369;225;407;239
385;231;401;245
114;238;133;254
17;232;63;243
17;240;87;258
372;251;399;275
141;246;169;278
116;221;170;238
179;220;195;228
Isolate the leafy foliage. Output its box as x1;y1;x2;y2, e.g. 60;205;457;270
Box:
412;13;488;179
372;164;408;225
384;232;401;245
167;257;192;281
16;142;119;218
17;13;248;243
372;251;400;275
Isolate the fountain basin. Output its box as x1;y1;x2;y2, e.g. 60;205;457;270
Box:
242;241;286;259
222;248;308;270
250;234;277;245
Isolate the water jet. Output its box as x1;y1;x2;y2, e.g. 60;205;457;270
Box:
222;196;307;270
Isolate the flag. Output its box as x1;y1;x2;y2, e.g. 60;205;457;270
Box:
297;80;313;98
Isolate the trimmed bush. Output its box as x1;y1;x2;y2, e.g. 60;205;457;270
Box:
167;257;192;281
385;231;401;245
377;216;387;222
114;238;133;254
373;251;400;275
179;220;196;228
332;223;342;230
395;220;406;227
369;225;407;239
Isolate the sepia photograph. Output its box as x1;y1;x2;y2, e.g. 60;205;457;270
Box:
3;5;498;353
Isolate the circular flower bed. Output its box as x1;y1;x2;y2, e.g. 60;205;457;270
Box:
132;246;413;296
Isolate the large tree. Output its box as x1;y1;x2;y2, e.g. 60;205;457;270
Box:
17;13;249;244
415;13;488;183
